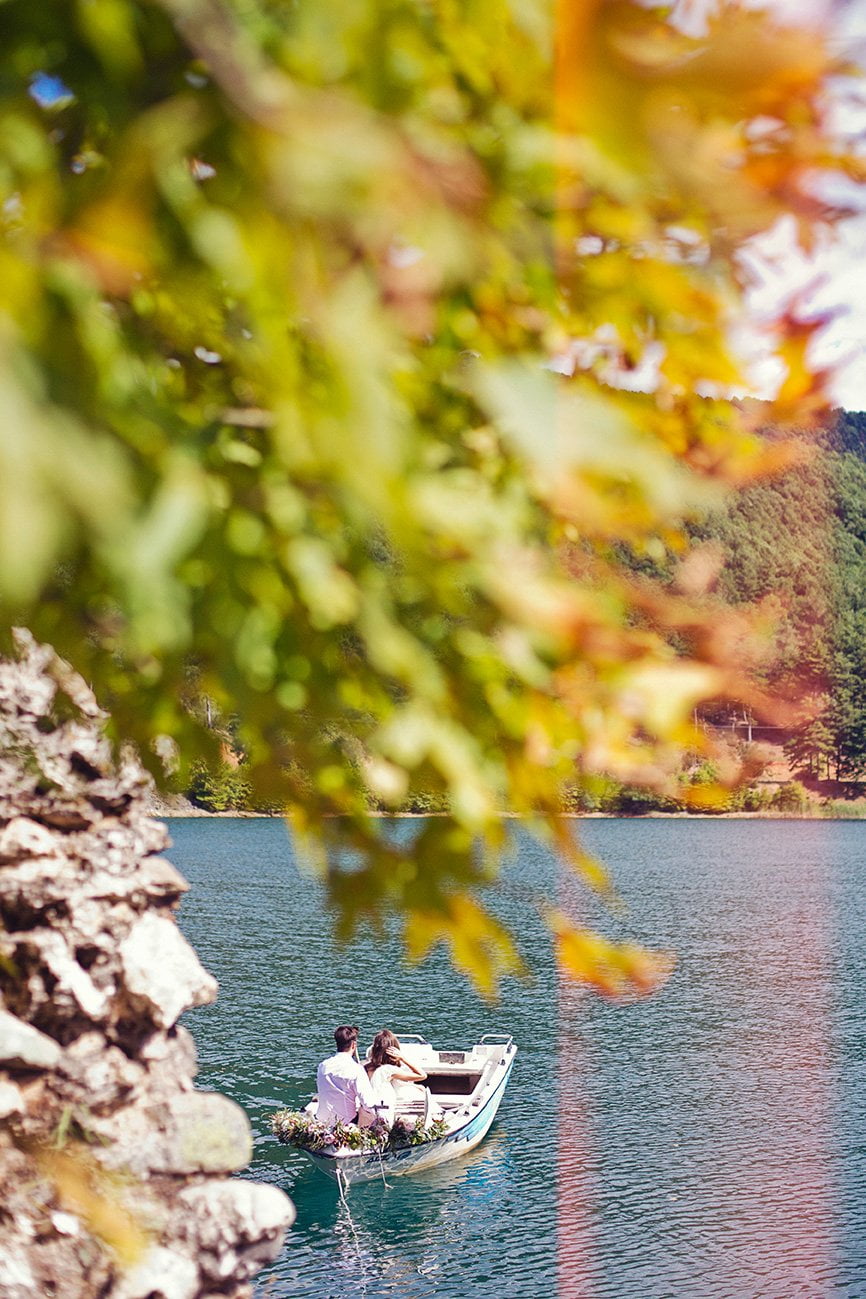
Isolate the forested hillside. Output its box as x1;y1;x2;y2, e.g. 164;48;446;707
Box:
180;408;866;815
701;409;866;784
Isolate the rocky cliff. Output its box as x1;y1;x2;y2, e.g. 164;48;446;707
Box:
0;630;294;1298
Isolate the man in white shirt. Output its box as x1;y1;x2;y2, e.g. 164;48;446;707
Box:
316;1025;377;1125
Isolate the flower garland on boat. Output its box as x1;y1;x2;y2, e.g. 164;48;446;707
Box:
270;1109;449;1153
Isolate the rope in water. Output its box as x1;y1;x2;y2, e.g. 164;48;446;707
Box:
376;1144;391;1188
336;1166;350;1206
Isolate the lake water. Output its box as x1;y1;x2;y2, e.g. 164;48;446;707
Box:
170;817;866;1298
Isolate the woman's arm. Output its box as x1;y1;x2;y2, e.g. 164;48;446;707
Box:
392;1055;426;1082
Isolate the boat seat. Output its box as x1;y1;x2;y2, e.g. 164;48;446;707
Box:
394;1085;430;1127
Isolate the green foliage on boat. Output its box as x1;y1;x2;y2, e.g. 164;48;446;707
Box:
270;1109;449;1154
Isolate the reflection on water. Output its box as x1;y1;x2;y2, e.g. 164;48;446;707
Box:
172;817;866;1298
557;975;597;1299
288;1135;514;1299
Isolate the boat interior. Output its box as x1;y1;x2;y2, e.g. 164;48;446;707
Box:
394;1034;512;1126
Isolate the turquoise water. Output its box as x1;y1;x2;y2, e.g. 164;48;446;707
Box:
171;817;866;1298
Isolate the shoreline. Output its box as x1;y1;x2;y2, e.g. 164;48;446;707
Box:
149;806;866;822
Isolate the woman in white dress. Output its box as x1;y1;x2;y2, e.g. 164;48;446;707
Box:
359;1029;427;1127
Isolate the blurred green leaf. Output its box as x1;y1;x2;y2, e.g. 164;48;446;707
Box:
0;0;854;995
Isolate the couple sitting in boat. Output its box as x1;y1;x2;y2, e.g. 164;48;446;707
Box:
316;1024;432;1128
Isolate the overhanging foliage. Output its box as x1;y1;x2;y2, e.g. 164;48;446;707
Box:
0;0;860;993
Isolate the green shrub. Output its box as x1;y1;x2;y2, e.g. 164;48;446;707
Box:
559;782;603;813
400;790;450;814
608;786;678;815
681;759;718;787
365;788;451;814
188;760;253;812
768;781;808;813
728;784;772;813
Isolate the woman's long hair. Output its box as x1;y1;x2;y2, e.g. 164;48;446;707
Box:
365;1029;400;1075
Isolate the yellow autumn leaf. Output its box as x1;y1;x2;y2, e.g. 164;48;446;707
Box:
404;893;526;1000
682;782;730;811
36;1143;150;1266
547;908;674;999
60;198;154;295
551;821;612;897
618;660;722;738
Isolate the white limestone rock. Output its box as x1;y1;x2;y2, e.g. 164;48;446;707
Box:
113;1244;199;1299
50;1210;80;1237
0;1010;61;1070
178;1180;295;1283
60;1033;144;1113
162;1091;254;1174
0;634;294;1298
0;1079;24;1118
97;1091;253;1177
65;818;171;872
139;1029;198;1100
0;1243;37;1299
24;930;109;1021
0;857;188;917
119;913;217;1029
0;818;58;863
0;854;77;917
134;857;189;903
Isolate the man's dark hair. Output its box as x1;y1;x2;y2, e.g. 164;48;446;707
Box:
334;1024;359;1052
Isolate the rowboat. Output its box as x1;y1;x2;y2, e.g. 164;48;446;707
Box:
272;1033;516;1189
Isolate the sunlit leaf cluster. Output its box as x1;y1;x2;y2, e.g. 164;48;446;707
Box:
0;0;857;993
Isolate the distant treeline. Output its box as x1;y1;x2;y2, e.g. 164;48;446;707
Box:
183;755;825;816
184;760;864;817
697;408;866;783
610;407;866;783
